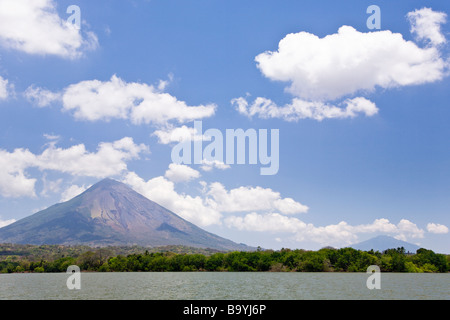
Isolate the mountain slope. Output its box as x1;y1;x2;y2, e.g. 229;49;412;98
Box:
0;179;250;251
349;235;421;253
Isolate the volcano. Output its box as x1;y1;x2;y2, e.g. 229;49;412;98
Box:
349;235;421;253
0;178;250;251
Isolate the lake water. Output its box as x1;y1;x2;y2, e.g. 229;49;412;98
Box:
0;272;448;300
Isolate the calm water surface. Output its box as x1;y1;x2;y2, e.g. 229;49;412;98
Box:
0;272;448;300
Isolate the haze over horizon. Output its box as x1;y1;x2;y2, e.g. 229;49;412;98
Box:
0;0;449;253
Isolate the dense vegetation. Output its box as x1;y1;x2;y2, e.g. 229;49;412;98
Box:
0;244;448;273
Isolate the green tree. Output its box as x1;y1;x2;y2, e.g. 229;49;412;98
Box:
77;251;103;271
169;254;186;271
384;248;406;272
421;263;439;273
148;256;169;271
205;253;225;271
34;266;44;273
298;251;326;272
404;261;422;273
334;248;360;271
108;255;128;272
412;248;448;272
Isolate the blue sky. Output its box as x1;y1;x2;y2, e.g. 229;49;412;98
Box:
0;0;449;253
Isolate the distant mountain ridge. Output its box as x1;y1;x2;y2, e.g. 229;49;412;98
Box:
0;178;251;251
349;235;421;253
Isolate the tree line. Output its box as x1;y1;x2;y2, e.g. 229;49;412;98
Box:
1;244;448;273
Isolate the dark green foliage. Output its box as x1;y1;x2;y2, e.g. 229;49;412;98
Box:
411;248;448;272
0;243;448;273
205;253;225;271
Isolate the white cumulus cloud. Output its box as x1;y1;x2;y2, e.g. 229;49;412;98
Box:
225;212;308;233
0;75;11;100
30;75;216;125
233;96;378;121
123;170;310;227
60;184;89;202
123;171;222;227
255;24;447;101
200;159;231;172
36;137;148;177
225;215;427;247
408;7;447;46
24;85;61;107
62;75;216;124
206;182;309;214
153;125;206;144
426;223;449;234
0;0;98;58
165;163;200;183
0;147;38;198
0;137;148;198
235;8;448;122
0;218;16;228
